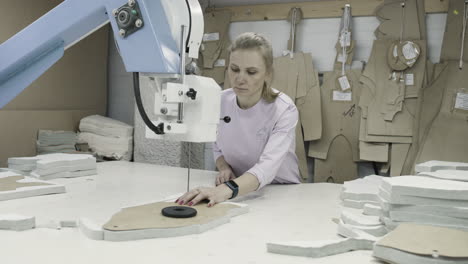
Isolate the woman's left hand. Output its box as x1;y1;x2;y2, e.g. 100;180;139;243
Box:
175;185;233;207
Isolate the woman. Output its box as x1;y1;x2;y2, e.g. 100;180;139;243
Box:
176;32;301;207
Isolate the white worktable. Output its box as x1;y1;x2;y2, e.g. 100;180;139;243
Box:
0;161;380;264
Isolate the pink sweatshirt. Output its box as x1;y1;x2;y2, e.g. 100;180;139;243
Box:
213;89;301;189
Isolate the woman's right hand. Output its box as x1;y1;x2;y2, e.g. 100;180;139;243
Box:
215;168;236;186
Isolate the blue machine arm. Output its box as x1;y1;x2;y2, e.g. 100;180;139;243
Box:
0;0;181;109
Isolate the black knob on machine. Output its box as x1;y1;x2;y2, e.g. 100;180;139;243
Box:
221;116;231;123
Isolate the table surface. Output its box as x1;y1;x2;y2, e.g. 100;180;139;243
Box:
0;161;381;264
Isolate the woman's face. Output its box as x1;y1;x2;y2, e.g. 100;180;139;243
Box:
228;49;270;99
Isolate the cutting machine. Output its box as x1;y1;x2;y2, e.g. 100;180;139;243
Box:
0;0;221;142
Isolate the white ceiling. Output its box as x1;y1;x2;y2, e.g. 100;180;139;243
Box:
199;0;327;8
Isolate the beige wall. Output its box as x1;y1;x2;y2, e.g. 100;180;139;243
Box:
0;0;109;166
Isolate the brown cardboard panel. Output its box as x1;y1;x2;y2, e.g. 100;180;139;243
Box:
314;135;358;184
0;176;51;192
0;110;101;166
103;202;240;231
376;223;468;258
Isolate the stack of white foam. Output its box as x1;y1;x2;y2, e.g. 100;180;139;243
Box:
339;175;389;240
266;175;385;259
7;156;37;175
282;162;468;260
77;115;133;161
36;130;77;154
8;153;96;180
340;175;382;209
379;161;468;232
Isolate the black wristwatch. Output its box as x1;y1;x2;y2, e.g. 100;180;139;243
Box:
224;180;239;199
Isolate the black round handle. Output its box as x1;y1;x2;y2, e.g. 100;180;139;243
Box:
221;116;231;123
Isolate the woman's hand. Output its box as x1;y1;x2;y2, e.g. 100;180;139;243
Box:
216;168;236;186
175;185;233;207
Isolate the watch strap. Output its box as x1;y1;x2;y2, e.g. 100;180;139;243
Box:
224;180;239;199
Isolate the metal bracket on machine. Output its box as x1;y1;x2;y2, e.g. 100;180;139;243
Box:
113;0;144;38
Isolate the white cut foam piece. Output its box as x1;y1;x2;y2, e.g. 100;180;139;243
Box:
33;162;96;176
78;218;104;240
385;204;468;219
381;216;468;232
267;237;374;258
389;211;468;229
415;160;468;173
7;163;36;171
339;222;388;237
0;214;35;231
8;154;95;170
381;176;468;201
363;204;383;216
337;220;379;241
381;217;399;231
341;175;383;202
8;156;40;165
379;188;468;207
341;209;382;226
35;154;95;169
60;220;78;228
30;169;97;180
79;115;133;138
419;170;468;182
373;244;468;264
5;169;31;177
102;202;249;242
36;220;62;230
343;198;380;209
0;171;66;201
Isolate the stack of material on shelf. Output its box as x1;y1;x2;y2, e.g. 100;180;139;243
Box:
77;115;133;161
373;223;468;264
379;172;468;232
36;130;77;154
8;153;96;180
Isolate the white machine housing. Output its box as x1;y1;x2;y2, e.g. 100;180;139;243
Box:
142;74;221;142
142;0;221;142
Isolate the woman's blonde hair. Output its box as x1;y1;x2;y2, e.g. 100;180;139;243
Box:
228;32;279;103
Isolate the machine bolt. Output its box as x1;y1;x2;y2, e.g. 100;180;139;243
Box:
119;29;126;37
128;0;136;7
186;88;197;100
135;19;143;28
167;125;171;131
178;90;183;96
163;95;167;102
112;9;119;17
160;107;168;115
